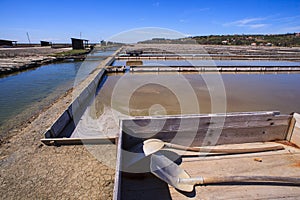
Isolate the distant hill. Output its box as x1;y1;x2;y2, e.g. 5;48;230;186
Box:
138;33;300;47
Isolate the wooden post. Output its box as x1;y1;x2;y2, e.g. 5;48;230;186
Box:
286;113;300;147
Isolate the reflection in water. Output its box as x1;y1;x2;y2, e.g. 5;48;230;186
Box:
97;73;300;116
71;72;300;138
0;48;117;136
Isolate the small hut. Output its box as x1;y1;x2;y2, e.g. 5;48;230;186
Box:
71;38;89;50
40;41;52;46
0;39;17;47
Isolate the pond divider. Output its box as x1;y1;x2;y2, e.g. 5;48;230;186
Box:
41;47;122;145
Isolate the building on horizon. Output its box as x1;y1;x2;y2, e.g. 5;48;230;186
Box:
0;39;17;47
71;38;89;50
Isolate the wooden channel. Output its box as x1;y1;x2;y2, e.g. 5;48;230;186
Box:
114;111;300;200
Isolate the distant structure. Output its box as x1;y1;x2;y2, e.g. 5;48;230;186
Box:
40;41;52;47
71;38;89;50
126;49;143;56
0;39;17;47
152;38;165;40
101;40;107;46
221;40;228;45
266;43;273;46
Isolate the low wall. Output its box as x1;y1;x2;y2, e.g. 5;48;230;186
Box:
44;68;107;138
43;47;122;141
107;65;300;72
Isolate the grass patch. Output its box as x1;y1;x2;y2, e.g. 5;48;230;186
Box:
51;49;89;57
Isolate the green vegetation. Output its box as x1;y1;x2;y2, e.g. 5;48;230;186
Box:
140;33;300;47
192;33;300;47
51;49;89;57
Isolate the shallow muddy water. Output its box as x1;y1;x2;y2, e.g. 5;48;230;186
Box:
72;71;300;138
96;72;300;116
113;60;300;67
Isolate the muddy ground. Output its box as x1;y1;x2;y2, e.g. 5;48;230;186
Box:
0;47;71;75
123;44;300;60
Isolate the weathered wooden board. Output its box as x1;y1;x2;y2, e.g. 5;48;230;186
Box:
116;145;300;200
41;137;116;146
122;125;289;150
115;112;299;200
114;120;123;200
50;111;71;137
289;113;300;147
121;112;291;150
173;152;300;200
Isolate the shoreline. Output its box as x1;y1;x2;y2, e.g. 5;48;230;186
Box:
0;51;118;198
0;47;91;76
0;45;119;142
0;87;73;144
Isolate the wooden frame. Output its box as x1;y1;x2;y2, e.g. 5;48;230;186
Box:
286;113;300;147
114;111;300;200
41;137;116;146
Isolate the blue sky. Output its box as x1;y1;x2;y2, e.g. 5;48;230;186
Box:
1;0;300;43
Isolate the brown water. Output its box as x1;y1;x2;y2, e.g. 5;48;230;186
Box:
95;72;300;116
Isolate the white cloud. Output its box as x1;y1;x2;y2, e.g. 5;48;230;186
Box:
248;24;268;28
237;18;264;25
224;17;268;29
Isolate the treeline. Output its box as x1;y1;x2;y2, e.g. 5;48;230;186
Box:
139;33;300;47
191;33;300;47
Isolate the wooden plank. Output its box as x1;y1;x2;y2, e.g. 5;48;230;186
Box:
50;111;71;137
116;145;300;200
173;153;300;200
116;112;295;199
122;112;280;127
123;115;290;134
95;68;106;83
87;79;97;94
56;120;76;138
175;141;299;162
122;125;289;150
121;112;290;149
41;137;116;146
67;98;80;119
286;115;296;141
78;87;91;106
290;113;300;147
113;120;123;200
